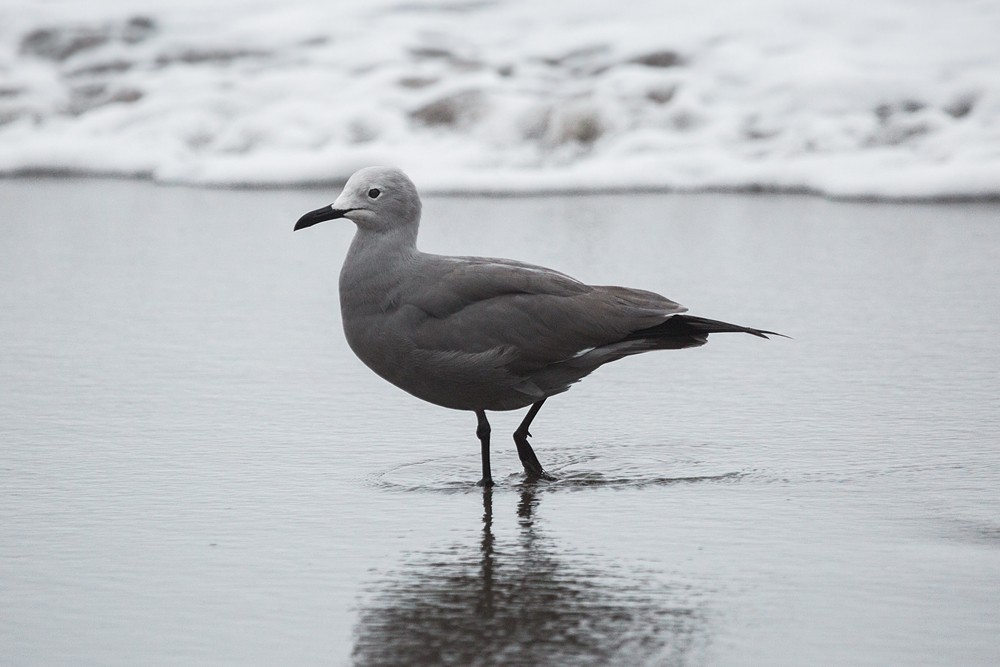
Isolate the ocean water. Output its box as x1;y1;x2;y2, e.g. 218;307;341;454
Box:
2;0;999;198
1;179;999;665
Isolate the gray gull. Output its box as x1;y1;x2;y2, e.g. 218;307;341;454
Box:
295;166;783;486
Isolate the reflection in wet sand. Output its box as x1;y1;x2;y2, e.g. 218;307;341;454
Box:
352;486;707;665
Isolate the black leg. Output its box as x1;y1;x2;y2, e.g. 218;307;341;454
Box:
513;399;556;481
476;410;493;487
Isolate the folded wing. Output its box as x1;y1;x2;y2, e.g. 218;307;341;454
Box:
401;254;687;374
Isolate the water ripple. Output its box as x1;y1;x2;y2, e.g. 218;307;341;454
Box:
368;452;750;493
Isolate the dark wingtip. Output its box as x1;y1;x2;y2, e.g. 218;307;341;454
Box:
752;329;791;340
626;315;790;342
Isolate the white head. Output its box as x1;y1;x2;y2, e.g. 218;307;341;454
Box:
294;166;422;234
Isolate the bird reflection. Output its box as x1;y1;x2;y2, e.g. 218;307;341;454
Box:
352;485;706;666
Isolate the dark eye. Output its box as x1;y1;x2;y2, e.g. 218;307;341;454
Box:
367;188;381;199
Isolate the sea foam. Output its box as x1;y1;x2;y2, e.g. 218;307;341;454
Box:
1;0;998;199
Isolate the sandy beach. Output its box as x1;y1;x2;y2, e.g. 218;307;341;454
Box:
2;178;998;665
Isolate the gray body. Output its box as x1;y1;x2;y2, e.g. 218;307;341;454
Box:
340;238;689;412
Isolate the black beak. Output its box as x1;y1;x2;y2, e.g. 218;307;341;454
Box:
294;206;353;231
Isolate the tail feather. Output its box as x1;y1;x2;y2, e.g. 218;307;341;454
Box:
623;314;786;343
551;314;785;389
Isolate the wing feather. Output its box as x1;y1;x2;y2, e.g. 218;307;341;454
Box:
398;254;686;375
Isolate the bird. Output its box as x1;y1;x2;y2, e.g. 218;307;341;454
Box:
294;166;782;486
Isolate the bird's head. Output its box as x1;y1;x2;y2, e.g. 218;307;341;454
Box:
294;166;422;234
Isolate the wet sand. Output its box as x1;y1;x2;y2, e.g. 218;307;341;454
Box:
2;179;999;665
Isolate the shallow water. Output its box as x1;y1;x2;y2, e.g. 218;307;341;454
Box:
2;179;999;665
